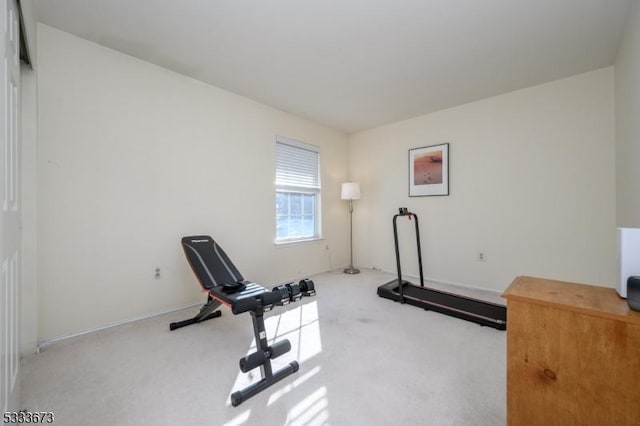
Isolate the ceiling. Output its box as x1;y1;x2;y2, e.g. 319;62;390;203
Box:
33;0;633;134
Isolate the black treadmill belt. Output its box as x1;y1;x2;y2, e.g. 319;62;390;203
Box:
378;280;507;330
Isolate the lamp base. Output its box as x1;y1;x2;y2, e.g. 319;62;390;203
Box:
343;266;360;274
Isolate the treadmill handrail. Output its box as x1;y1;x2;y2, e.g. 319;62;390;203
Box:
393;209;424;302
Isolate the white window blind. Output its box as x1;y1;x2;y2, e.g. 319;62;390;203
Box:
276;142;320;189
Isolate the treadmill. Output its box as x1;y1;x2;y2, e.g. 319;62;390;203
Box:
377;208;507;330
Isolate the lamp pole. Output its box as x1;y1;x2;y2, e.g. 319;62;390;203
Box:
344;198;359;274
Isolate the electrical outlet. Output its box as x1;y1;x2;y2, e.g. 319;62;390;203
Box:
477;252;485;262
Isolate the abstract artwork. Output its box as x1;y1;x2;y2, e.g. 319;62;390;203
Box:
409;143;449;196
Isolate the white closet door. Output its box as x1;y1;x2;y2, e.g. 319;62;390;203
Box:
1;0;21;413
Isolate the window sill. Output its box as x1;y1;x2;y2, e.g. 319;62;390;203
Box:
274;237;324;247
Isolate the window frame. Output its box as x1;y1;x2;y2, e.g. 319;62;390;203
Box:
275;136;322;245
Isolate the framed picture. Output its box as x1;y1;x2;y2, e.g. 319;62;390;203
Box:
409;143;449;197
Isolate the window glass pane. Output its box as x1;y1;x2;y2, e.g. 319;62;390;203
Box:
303;193;314;213
275;191;318;241
301;215;315;236
290;193;302;215
289;215;303;236
276;192;288;216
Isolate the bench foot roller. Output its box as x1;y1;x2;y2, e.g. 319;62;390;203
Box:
231;361;299;407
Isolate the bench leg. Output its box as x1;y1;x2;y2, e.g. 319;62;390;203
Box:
230;310;298;406
169;296;222;331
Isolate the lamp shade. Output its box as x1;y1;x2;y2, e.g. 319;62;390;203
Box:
341;182;361;200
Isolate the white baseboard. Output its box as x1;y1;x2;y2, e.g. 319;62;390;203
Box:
37;301;201;351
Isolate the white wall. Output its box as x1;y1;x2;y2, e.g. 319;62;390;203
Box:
36;24;349;342
615;0;640;227
349;68;616;291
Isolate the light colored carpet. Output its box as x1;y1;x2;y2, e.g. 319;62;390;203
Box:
20;269;506;426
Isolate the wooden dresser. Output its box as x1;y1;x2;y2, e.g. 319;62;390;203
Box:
502;276;640;426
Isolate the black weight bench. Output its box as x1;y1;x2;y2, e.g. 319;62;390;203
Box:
171;235;316;406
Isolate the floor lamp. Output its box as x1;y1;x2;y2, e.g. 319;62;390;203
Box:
341;182;361;274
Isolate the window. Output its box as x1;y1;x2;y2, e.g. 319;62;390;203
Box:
275;136;321;243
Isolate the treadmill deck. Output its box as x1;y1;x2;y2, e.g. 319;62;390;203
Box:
378;279;507;330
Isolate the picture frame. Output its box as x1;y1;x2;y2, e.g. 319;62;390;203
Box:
409;143;449;197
